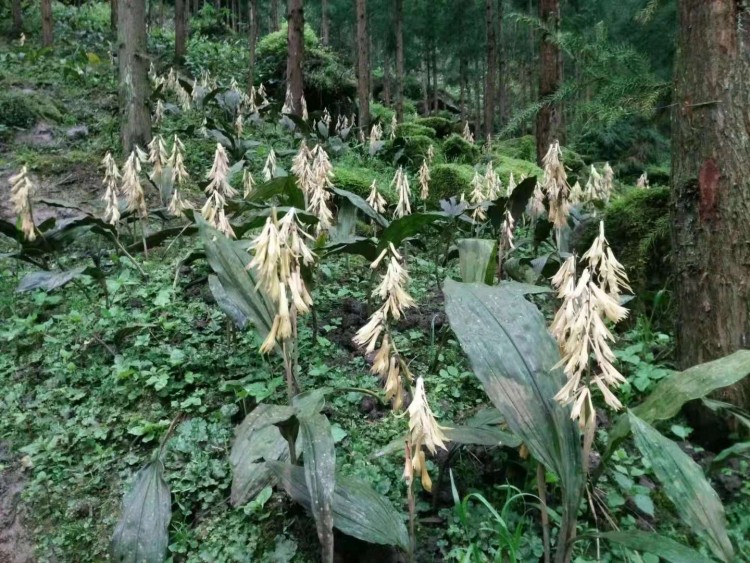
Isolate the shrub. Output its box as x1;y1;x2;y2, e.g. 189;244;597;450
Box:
442;134;480;164
383;135;437;168
371;102;395;125
430;163;475;204
395;123;436;139
491;154;543;184
414;116;457;138
495;135;536;161
0;90;63;128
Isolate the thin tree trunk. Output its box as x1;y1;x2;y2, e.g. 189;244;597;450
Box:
535;0;562;164
118;0;152;154
12;0;23;37
247;0;259;89
383;54;391;106
672;1;750;415
159;0;164;25
459;57;466;119
321;0;329;45
432;42;438;112
110;0;118;30
394;0;404;122
175;0;187;59
474;59;481;132
423;54;430;115
286;0;305;116
483;0;496;140
271;0;280;31
355;0;370;129
193;0;200;15
41;0;53;47
497;0;507;128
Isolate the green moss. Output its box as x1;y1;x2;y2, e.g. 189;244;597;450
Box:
395;123;436;139
576;187;671;300
414;116;457;138
645;164;670;186
0;90;63;128
491;155;543;184
383;135;437;168
495;135;536;161
430;163;475;204
442;134;480;164
371;102;395;125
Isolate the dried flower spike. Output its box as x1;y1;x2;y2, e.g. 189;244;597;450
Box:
367;180;387;214
418;160;430;201
102;152;121;225
9;166;36;241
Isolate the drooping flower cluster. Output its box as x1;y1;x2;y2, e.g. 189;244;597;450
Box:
405;377;448;491
247;208;316;354
9;166;36;241
506;172;516;197
469;170;486;221
367;180;387;213
243;169;256;199
418;160;430;201
353;244;415;410
542;141;571;230
500;210;515;251
550;221;631;428
121;150;148;220
462;121;474;143
484;162;502;201
263;149;277;182
201;143;236;237
167;135;192;215
291;141;315;196
147;134;170;189
602;162;614;199
102;152;121;225
527;181;545;219
369;123;383;144
585;164;609;202
392;166;412;219
636;171;649;189
308;145;335;231
390;114;398;140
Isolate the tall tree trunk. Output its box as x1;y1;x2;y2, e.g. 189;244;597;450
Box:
271;0;280;31
383;54;391;106
12;0;23;37
496;0;507;128
321;0;329;45
483;0;496;140
41;0;53;47
118;0;152;154
431;42;438;112
535;0;562;164
247;0;259;89
423;54;430;115
355;0;370;129
193;0;200;15
110;0;118;30
672;2;750;414
175;0;187;60
394;0;404;122
159;0;165;25
286;0;305;116
459;57;467;118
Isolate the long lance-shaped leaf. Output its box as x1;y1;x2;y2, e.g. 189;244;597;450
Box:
111;461;171;563
457;238;497;284
268;462;409;552
299;414;336;562
230;404;296;507
379;211;447;249
443;279;583;562
197;216;276;349
581;530;713;563
330;186;389;228
628;412;734;562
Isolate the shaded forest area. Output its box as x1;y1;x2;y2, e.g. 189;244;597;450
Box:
1;0;749;562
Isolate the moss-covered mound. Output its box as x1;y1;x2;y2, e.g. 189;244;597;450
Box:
430;163;474;205
443;134;480;164
0;89;63;128
383;135;437;168
491;155;543;184
495;135;536;161
395;123;436;139
575;187;671;301
414;116;457;138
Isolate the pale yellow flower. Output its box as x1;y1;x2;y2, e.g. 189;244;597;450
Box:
9;166;36;241
366;180;387;213
392;167;411;219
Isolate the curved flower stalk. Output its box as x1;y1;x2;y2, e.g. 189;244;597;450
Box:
392;166;412;219
636;171;649;189
550;221;631;436
102;153;122;226
542;141;571;231
406;377;448;492
243;169;256;199
201;143;236;238
353;243;415;411
247;208;316;397
167;135;192;216
418;160;430;202
506;171;517;197
9;166;36;241
469;170;486;222
462;121;474;143
366;180;387;213
262;148;277;182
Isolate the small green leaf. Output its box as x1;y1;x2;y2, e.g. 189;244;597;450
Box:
633;493;654;517
587;530;713;563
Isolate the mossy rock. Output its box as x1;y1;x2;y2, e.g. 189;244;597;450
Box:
0;90;63;128
383;135;437;168
495;135;536;161
430;163;474;205
443;134;480;164
490;154;543;185
645;164;670;186
395;122;436;139
575;187;671;303
414;116;457;138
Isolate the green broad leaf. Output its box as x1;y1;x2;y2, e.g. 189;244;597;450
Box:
496;280;553;295
628;412;734;562
293;388;328;417
444;424;521;448
457;238;497;284
330;199;358;243
711;441;750;469
230;404;297;507
443;279;583;555
633;493;654;517
330;187;389;228
126;225;198;253
16;266;88;292
208;274;250;329
198;217;276;350
322;237;379;262
587;531;713;563
111;461;171;563
379;212;447;250
247;175;305;209
268;462;409;551
299;414;336;562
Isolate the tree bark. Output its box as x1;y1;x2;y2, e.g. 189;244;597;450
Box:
271;0;280;31
118;0;152;154
175;0;187;60
383;54;391;106
12;0;23;37
431;41;438;112
286;0;305;116
193;0;200;16
672;1;750;410
483;0;496;140
496;0;507;128
535;0;562;164
110;0;118;30
247;0;259;89
394;0;404;122
321;0;329;45
355;0;370;129
41;0;53;47
459;57;466;119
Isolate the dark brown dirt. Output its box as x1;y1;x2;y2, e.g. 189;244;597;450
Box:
0;444;35;563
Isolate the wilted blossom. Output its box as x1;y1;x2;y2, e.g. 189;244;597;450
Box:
462;121;474;143
121;150;148;220
9;166;36;241
102;152;121;225
542;141;570;230
366;180;387;213
418;160;430;201
407;376;449;491
201;143;236;237
262;148;277;182
167;135;192;216
392;167;411;219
